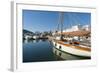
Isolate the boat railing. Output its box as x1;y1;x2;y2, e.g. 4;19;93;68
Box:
59;38;90;48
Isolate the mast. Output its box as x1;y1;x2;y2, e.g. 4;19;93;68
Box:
56;12;64;40
60;12;64;35
60;12;64;40
57;12;64;32
55;13;59;35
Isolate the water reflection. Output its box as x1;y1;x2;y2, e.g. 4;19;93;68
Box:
23;39;62;62
23;39;89;63
23;39;40;43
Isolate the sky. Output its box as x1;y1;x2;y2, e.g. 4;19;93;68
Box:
23;10;91;32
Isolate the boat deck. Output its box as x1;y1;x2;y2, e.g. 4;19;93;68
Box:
54;40;91;52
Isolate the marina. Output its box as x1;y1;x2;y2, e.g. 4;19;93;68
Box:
23;10;91;62
23;39;90;62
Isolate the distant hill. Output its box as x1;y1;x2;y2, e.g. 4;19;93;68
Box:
23;29;34;35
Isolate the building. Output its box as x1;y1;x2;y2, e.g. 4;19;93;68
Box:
82;25;91;31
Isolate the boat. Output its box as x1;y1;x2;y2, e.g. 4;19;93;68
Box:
52;12;91;59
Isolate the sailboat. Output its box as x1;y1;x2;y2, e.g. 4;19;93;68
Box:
52;12;91;59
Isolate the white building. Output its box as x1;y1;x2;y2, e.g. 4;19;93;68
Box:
82;25;91;31
53;24;90;37
63;24;90;32
63;24;82;32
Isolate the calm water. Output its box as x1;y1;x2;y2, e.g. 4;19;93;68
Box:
23;39;62;62
23;39;90;63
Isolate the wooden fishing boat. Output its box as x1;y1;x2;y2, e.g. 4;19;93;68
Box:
52;12;91;59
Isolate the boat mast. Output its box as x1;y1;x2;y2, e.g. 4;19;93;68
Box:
57;13;60;32
56;12;64;40
59;12;64;40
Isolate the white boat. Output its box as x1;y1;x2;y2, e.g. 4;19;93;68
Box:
52;30;91;58
52;39;91;58
52;12;91;59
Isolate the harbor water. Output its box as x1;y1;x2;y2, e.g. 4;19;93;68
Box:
23;39;90;63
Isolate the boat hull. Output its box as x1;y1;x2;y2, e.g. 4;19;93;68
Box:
52;41;91;59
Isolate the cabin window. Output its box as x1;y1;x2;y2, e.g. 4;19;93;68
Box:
86;36;88;39
59;52;62;56
55;51;57;54
59;46;61;49
55;43;57;46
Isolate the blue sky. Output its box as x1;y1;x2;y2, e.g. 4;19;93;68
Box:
23;10;91;32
